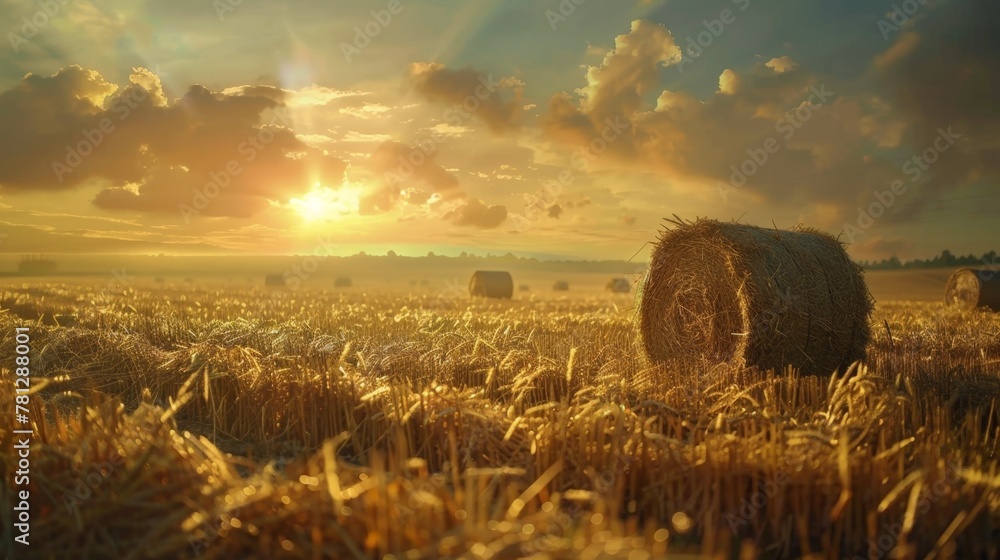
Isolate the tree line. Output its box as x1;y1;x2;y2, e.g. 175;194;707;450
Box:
861;250;998;270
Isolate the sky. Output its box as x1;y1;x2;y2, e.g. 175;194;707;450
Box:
0;0;996;261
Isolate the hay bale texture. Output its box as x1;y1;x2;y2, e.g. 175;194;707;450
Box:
944;268;1000;311
469;270;513;299
638;218;874;374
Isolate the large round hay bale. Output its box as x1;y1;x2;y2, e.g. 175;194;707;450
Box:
944;268;1000;311
638;218;874;374
469;270;513;298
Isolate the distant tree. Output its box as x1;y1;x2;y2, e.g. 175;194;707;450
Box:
387;250;397;257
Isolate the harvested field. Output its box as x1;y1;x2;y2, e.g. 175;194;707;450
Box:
1;281;999;559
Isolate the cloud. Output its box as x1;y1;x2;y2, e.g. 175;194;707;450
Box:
358;140;462;213
547;204;564;219
343;131;394;143
873;0;1000;208
0;66;348;221
541;19;914;214
545;19;680;147
765;56;798;74
853;235;913;259
339;103;392;119
445;198;508;229
407;62;523;134
0;220;229;254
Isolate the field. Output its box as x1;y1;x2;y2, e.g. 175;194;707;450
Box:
2;270;1000;559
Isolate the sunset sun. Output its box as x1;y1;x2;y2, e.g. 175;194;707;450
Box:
289;182;362;223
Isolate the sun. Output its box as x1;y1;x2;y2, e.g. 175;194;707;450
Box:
289;182;362;223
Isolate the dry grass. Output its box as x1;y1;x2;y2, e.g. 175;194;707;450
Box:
1;281;999;559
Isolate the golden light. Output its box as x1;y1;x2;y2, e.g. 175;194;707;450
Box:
289;182;361;223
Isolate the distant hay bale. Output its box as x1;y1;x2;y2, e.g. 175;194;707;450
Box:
334;277;353;288
518;284;530;292
607;278;631;293
469;271;513;299
638;218;874;375
553;281;570;292
264;274;286;287
944;268;1000;311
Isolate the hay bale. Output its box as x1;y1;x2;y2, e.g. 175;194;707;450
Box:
553;281;570;292
264;274;286;287
469;271;513;299
518;284;531;292
638;218;873;374
607;278;631;293
944;268;1000;311
334;277;353;288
